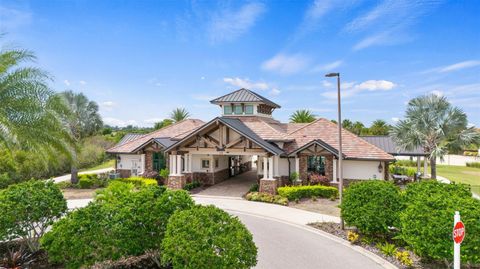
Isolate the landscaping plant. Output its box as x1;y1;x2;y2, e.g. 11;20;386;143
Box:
0;180;67;252
161;205;258;269
277;185;338;200
376;242;398;257
340;181;402;236
245;191;288;206
109;176;157;187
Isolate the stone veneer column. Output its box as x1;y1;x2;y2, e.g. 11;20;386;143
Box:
259;178;278;194
167;175;186;189
145;151;153;173
299;155;308;182
384;161;389;180
324;155;334;181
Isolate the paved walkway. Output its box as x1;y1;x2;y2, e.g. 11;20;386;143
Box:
195;170;257;197
52;167;114;183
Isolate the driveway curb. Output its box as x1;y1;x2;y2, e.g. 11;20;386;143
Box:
228;209;399;269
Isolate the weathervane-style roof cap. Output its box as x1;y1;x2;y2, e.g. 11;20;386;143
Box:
210;88;281;108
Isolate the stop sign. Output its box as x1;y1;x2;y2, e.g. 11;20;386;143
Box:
453;221;465;244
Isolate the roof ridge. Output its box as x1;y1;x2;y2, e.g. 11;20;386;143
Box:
210;88;247;103
285;118;323;136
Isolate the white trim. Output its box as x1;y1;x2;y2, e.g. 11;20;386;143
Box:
263;157;268;179
268;157;274;179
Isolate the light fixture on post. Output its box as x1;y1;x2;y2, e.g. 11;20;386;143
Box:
325;72;344;230
378;162;383;173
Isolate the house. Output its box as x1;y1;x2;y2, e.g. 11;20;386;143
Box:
107;88;394;194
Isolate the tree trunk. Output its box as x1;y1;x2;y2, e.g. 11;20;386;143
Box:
430;157;436;179
71;166;78;184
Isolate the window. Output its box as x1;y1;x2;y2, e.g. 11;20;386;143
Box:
224;105;233;115
201;159;210;169
245;105;254;114
234;105;243;114
307;156;325;175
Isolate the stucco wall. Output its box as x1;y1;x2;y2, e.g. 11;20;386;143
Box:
117;154;145;175
341;160;384;180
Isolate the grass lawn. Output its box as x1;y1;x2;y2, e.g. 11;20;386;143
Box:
436;164;480;195
79;159;115;172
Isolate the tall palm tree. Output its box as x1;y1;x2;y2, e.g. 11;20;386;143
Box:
391;94;479;179
0;44;73;158
170;108;190;122
60;90;103;183
351;121;365;135
341;119;353;131
289;109;316;123
370;119;390;135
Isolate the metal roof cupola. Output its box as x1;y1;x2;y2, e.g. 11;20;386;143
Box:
210;88;281;118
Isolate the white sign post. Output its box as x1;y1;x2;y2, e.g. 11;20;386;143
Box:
453;211;465;269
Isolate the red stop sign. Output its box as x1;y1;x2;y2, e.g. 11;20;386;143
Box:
453;221;465;244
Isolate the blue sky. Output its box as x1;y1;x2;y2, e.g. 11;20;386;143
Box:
1;0;479;127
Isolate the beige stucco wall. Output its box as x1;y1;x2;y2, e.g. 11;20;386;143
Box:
338;160;384;180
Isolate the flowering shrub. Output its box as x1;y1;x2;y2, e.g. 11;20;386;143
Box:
309;173;330;186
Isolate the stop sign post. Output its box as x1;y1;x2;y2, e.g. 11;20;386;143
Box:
453;211;465;269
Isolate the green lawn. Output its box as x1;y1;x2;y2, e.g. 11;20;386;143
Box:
79;159;115;172
436;164;480;195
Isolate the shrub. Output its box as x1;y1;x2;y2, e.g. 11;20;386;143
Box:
289;172;299;184
389;165;416;177
340;181;402;236
0;180;67;252
245;192;288;206
89;250;164;269
159;168;169;179
110;177;157;187
399;181;480;264
395;251;413;267
41;185;194;268
56;181;75;189
466;162;480;168
249;183;259;192
347;231;360;244
277;185;338;200
161;205;257;269
183;181;201;191
309;173;330;186
376;242;397;257
78;177;94;189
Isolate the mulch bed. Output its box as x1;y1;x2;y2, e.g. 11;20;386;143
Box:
309;222;452;269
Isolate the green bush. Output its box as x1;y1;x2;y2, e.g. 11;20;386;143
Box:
399;181;480;264
466;162;480;168
340;181;402;236
110;177;157;187
41;185;194;268
389;165;416;177
159;168;169;179
0;180;67;252
183;181;201;191
161;205;257;269
249;183;259;192
376;242;397;257
78;177;94;189
277;185;338;200
245;192;288;205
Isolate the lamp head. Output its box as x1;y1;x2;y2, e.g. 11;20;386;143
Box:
325;72;340;77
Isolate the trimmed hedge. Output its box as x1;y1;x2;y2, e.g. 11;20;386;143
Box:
466;162;480;168
161;205;257;269
277;185;338;200
399;181;480;264
110;177;157;187
245;192;288;206
340;180;402;236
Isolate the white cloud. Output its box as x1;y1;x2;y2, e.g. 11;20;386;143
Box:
0;6;32;30
144;118;164;124
208;2;265;43
223;77;269;90
312;60;343;72
423;60;480;73
305;0;334;21
467;123;475;128
430;90;444;97
200;76;205;80
103;117;137;127
322;80;333;88
391;117;400;122
63;80;71;86
79;80;87;85
269;88;281;96
322;80;396;99
100;101;116;111
261;53;309;75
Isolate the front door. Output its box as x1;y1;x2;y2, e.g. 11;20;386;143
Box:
153;152;166;171
131;160;138;176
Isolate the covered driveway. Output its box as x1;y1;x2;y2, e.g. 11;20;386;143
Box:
195;170;257;197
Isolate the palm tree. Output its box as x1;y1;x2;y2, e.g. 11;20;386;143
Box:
351;121;365;135
370;119;390;135
341;119;353;131
154;119;173;130
289;109;316;123
391;94;479;179
60;90;103;183
0;44;73;157
170;108;190;122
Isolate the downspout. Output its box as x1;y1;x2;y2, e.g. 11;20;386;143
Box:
287;156;291;181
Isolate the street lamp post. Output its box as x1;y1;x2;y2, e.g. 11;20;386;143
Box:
325;72;344;230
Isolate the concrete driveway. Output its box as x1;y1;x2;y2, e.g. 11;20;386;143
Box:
195;170;257;197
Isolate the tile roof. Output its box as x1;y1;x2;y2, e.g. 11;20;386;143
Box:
210;88;281;108
283;118;395;160
116;133;145;146
106;119;205;153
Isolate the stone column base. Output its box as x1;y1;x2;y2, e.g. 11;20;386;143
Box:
167;175;186;189
259;178;278;195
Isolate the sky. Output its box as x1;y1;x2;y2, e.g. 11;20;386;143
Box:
1;0;479;127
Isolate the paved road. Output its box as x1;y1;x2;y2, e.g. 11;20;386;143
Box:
231;212;389;269
52;167;114;183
